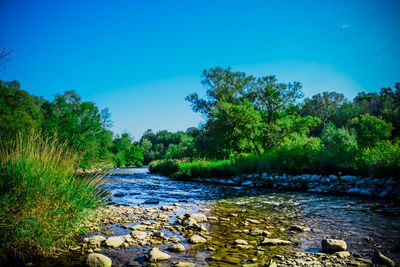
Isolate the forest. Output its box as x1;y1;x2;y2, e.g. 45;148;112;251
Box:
146;67;400;179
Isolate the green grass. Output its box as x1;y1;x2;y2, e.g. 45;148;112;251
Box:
0;133;105;263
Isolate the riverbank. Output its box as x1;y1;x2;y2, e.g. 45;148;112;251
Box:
150;165;400;200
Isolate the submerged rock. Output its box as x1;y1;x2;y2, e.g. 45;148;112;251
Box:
234;239;249;245
321;239;347;252
261;238;292;245
188;235;207;244
168;244;186;253
288;225;310;232
147;247;171;262
85;253;112;267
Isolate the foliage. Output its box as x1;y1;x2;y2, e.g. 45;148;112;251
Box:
0;81;144;169
350;114;393;148
354;140;400;177
0;133;104;262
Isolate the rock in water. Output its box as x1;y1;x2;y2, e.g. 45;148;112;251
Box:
234;239;249;245
85;253;112;267
372;250;395;267
188;235;207;244
105;236;124;248
147;247;171;262
168;244;186;253
261;238;292;245
88;235;106;247
130;230;148;240
191;213;208;222
321;239;347;252
288;225;310;232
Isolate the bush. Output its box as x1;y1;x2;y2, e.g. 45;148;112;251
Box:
354;140;400;177
0;133;104;263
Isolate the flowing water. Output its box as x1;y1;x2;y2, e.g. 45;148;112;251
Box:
37;167;399;266
97;167;400;265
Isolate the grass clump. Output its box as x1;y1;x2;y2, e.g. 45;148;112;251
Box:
0;133;105;263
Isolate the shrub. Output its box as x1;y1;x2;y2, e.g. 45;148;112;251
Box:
0;133;104;263
354;140;400;177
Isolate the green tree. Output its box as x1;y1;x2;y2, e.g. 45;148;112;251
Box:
301;91;346;136
350;114;393;147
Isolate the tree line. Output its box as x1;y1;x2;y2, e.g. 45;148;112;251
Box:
0;80;143;169
144;67;400;178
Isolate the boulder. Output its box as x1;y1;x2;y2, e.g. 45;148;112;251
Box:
168;244;186;253
321;239;347;252
188;235;207;244
85;253;112;267
105;236;124;248
147;247;171;262
261;238;292;245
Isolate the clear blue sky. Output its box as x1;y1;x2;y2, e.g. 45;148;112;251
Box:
1;0;399;140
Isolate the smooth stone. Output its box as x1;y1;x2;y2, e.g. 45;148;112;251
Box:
105;236;124;248
85;253;112;267
191;213;208;222
372;250;395;266
168;244;186;253
234;239;249;245
147;247;171;262
246;218;261;224
130;230;148;240
321;239;347;252
261;238;292;245
188;235;207;244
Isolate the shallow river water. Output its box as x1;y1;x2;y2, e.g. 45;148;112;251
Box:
94;167;400;266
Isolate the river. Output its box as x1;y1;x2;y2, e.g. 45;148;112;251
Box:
90;167;399;266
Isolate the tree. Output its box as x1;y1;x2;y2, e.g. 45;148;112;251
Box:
41;90;104;168
301;91;346;136
186;67;312;156
350;114;393;147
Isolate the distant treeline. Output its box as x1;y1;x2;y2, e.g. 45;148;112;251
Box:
145;67;400;178
0;80;143;169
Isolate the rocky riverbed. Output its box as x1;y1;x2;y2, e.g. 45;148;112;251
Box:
71;204;393;266
31;167;400;266
182;173;400;200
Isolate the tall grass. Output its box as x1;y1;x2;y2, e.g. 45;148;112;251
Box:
0;133;104;263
